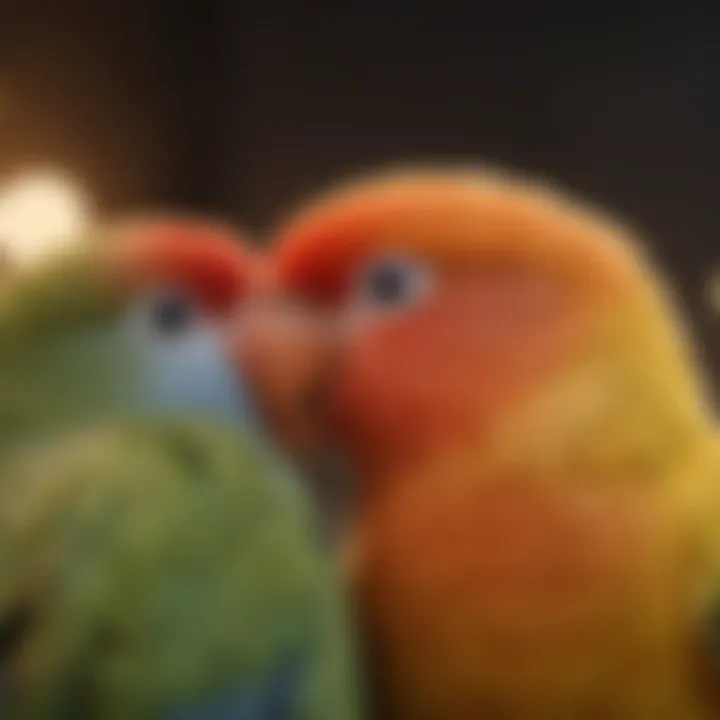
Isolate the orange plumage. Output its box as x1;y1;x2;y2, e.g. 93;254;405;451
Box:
247;167;720;719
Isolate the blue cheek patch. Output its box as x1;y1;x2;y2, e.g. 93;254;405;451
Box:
135;330;261;430
165;652;306;720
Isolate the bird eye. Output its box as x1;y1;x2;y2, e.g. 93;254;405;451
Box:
150;290;195;336
353;255;433;310
124;286;201;341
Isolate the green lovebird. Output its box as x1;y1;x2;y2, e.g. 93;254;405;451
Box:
0;218;363;720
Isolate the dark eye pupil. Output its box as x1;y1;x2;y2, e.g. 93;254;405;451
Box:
152;294;193;334
367;265;408;303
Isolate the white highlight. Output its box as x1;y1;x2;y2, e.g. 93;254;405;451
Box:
0;168;91;269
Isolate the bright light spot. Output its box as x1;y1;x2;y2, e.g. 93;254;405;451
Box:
0;168;91;269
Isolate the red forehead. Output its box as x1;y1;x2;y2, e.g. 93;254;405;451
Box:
275;209;378;302
116;218;253;314
274;176;643;306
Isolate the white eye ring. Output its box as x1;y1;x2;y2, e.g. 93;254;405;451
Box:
352;254;434;311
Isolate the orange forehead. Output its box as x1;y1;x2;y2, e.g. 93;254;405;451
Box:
274;171;647;303
111;217;255;314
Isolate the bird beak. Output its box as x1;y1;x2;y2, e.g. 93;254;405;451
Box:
232;297;339;458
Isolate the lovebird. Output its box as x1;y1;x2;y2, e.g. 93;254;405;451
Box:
240;167;720;719
0;218;362;719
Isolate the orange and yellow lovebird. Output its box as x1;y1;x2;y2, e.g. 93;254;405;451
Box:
241;167;720;719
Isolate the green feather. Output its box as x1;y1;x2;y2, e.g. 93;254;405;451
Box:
0;241;364;719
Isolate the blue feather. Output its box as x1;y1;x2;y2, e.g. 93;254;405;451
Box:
135;328;260;429
0;655;306;718
166;652;306;720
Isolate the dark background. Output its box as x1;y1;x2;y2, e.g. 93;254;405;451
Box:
1;1;719;372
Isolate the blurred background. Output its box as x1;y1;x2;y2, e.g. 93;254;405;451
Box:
1;1;719;375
